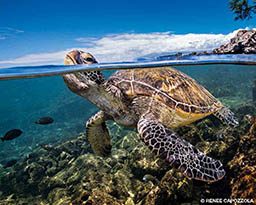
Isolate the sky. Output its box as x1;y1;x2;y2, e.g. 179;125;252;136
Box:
0;0;255;66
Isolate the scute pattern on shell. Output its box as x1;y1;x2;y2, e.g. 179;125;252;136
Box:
107;67;222;114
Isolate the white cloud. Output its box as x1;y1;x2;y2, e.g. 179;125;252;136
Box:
0;27;24;40
0;28;250;68
0;50;68;66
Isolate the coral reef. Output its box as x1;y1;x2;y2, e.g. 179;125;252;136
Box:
0;102;255;205
228;115;256;200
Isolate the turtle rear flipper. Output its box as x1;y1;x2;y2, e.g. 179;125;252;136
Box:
86;111;112;156
214;107;239;127
137;116;225;182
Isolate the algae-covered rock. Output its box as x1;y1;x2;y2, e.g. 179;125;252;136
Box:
142;186;160;205
228;121;256;200
0;104;256;204
84;189;123;205
48;188;71;205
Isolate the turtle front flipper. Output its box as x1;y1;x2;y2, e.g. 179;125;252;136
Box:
214;107;239;127
137;115;225;182
86;111;112;156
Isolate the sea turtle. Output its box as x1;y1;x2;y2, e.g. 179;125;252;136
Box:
63;50;238;182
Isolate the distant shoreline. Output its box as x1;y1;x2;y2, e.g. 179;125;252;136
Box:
158;29;256;60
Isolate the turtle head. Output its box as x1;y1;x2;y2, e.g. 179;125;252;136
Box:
64;50;98;65
63;50;105;93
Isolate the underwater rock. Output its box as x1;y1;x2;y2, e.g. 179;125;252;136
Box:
82;189;123;205
228;123;256;201
158;170;193;203
213;30;256;54
128;142;169;179
48;188;71;205
139;170;193;205
0;126;170;204
25;162;46;183
143;186;160;205
243;114;256;136
0;110;255;204
142;174;160;184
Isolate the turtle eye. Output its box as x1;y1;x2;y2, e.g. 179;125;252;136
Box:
85;57;94;62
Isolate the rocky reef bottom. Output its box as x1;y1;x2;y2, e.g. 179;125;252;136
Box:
0;103;256;205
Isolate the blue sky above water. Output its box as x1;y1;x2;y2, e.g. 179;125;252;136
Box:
0;0;255;65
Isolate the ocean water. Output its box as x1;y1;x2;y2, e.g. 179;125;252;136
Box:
0;58;256;204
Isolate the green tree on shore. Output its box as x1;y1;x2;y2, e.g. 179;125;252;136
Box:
229;0;256;20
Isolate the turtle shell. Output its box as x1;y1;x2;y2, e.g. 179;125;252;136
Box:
107;67;223;114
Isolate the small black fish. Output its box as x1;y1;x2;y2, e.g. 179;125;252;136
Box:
2;159;17;168
35;117;54;125
1;129;23;142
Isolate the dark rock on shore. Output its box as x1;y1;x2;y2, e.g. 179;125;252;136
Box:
213;30;256;54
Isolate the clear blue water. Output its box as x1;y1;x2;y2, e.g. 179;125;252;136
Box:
0;62;255;162
0;76;95;160
0;56;256;203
